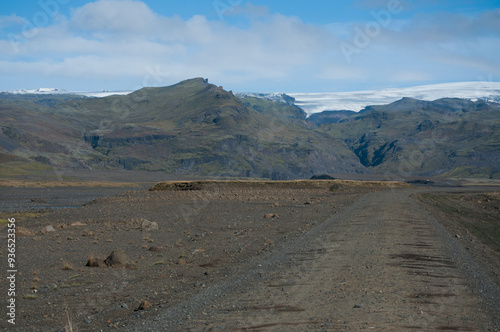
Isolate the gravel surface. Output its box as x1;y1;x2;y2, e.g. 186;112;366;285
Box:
132;189;500;331
0;187;147;212
0;183;498;331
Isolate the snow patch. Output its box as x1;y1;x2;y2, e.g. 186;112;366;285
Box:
5;88;68;94
75;91;133;98
1;88;133;98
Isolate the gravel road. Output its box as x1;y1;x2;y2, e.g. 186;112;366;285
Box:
130;189;499;331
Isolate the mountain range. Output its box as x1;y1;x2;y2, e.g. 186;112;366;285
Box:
5;81;500;114
250;81;500;115
1;78;499;180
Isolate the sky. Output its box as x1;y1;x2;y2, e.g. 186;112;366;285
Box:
0;0;499;93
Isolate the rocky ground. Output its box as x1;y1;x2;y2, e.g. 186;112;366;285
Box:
0;180;499;331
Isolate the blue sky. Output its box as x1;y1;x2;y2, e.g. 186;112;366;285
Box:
0;0;499;92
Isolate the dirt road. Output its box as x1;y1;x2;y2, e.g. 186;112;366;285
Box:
133;189;499;331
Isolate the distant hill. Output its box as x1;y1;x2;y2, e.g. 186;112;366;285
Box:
1;78;499;179
315;98;500;178
306;110;357;126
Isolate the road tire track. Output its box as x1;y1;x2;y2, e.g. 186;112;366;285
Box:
129;189;499;331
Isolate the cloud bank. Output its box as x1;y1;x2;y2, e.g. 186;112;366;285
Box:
0;0;499;92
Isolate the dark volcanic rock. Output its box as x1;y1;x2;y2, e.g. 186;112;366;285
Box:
310;174;336;180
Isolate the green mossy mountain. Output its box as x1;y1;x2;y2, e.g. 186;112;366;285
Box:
0;78;363;179
316;97;500;178
1;78;499;179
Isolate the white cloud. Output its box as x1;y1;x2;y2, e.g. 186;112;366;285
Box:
70;0;160;34
0;0;498;92
0;14;26;28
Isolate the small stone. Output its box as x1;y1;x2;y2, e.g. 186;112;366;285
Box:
41;225;56;234
17;227;35;236
353;304;362;309
82;230;95;237
141;220;159;230
177;259;187;265
455;234;461;239
86;255;105;267
31;198;47;204
136;300;152;311
104;250;128;268
148;246;162;252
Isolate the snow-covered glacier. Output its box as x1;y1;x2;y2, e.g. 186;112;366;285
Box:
287;82;500;115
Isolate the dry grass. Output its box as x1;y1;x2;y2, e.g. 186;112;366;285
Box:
23;294;37;300
0;211;47;230
64;302;78;332
62;263;74;271
486;192;500;199
459;178;500;186
0;179;143;188
0;211;46;223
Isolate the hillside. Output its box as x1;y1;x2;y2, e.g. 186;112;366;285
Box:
314;98;500;178
0;78;363;180
1;78;499;179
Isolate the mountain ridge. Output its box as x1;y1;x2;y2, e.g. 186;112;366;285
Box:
4;80;500;115
1;78;499;180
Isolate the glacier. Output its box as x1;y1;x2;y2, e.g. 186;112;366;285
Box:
288;82;500;115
